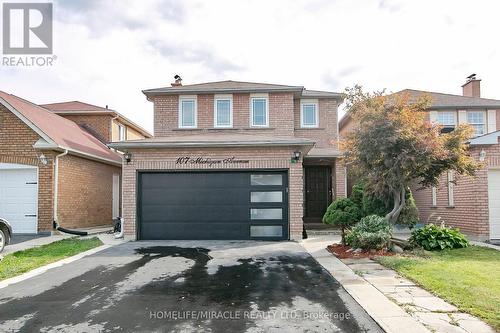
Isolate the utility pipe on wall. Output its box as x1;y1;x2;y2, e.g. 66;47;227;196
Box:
53;149;68;225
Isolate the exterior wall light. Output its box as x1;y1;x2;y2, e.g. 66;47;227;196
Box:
479;149;486;162
124;152;132;163
38;153;48;165
291;151;301;163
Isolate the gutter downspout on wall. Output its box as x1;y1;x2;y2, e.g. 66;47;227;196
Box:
53;149;68;227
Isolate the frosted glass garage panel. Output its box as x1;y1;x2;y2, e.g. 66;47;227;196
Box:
251;191;283;203
250;174;282;186
250;208;282;220
250;225;283;237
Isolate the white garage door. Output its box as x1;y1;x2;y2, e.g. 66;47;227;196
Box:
0;164;38;234
488;170;500;240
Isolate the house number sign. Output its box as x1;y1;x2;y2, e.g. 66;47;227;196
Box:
176;156;250;166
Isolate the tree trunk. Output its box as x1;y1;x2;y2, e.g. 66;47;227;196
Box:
341;226;346;245
385;187;406;224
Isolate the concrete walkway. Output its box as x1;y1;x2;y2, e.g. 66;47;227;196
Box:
301;234;496;333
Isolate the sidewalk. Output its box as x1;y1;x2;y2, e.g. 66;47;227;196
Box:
301;234;495;333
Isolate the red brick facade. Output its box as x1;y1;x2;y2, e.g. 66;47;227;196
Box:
59;114;114;143
0;104;120;233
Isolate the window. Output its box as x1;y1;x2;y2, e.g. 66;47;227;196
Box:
251;191;283;203
437;111;456;133
214;95;232;128
179;96;197;128
431;186;437;207
251;174;282;186
118;124;126;141
250;225;282;237
448;171;454;207
250;95;268;127
467;111;485;136
250;208;282;220
300;99;319;128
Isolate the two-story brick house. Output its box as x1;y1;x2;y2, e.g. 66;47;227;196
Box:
339;76;500;241
110;79;345;241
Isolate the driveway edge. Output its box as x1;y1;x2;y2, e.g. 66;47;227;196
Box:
0;244;112;290
301;236;431;333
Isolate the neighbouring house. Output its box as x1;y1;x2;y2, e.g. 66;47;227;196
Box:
109;79;345;241
0;91;126;234
40;101;152;143
339;75;500;242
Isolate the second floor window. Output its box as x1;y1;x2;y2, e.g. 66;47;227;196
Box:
251;96;268;127
301;100;319;128
214;96;232;128
437;111;456;133
118;124;126;141
179;97;197;128
467;111;485;136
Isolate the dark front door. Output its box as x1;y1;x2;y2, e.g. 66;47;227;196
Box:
304;166;332;223
138;171;289;240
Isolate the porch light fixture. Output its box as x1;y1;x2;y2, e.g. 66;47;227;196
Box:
291;151;301;163
38;154;48;165
124;152;132;163
479;149;486;162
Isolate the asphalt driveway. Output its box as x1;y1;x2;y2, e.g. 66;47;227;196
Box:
0;241;382;332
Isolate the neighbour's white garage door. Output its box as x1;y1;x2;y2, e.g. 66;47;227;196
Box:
488;170;500;240
0;164;38;234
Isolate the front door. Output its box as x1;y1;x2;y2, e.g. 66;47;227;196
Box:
304;166;332;223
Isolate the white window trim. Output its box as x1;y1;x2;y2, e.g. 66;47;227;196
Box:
466;110;486;136
431;186;437;207
250;93;269;127
437;111;457;128
178;95;197;129
447;171;454;207
300;99;319;128
118;124;126;141
214;94;233;128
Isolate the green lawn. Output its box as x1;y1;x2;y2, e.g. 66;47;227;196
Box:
0;237;103;281
377;246;500;331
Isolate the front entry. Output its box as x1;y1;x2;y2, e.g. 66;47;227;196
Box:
304;166;332;224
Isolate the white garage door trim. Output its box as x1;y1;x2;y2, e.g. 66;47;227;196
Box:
0;163;38;234
487;169;500;240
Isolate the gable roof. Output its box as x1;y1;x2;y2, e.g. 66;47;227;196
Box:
40;101;152;138
397;89;500;109
0;91;122;165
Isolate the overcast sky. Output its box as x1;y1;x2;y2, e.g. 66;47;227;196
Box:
1;0;499;132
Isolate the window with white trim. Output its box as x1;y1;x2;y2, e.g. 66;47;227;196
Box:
250;95;268;127
437;111;456;133
467;111;485;136
179;96;197;128
214;95;232;128
300;99;319;128
431;186;437;207
447;171;454;207
118;124;126;141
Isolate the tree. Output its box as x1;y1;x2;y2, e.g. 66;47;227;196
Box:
323;198;362;244
343;85;479;224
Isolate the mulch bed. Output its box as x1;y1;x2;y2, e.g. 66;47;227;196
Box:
327;243;395;259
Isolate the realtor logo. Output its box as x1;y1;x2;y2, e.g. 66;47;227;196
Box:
2;3;53;54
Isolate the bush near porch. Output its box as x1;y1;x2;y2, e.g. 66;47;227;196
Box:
377;246;500;331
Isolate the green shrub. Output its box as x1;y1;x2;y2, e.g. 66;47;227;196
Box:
323;198;362;244
350;183;364;208
396;190;419;228
362;193;391;217
409;224;469;251
346;215;392;250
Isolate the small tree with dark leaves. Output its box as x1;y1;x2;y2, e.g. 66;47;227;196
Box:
343;85;479;224
323;198;362;244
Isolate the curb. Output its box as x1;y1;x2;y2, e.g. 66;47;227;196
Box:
301;238;431;333
0;244;112;290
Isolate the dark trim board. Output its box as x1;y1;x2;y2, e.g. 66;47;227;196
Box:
136;169;289;241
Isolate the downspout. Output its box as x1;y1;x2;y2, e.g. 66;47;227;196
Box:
111;114;125;239
53;149;68;228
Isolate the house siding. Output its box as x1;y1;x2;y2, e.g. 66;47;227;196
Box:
57;154;120;229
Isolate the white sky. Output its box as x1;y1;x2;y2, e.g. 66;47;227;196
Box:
1;0;499;133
